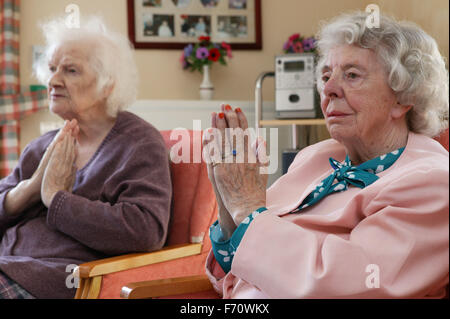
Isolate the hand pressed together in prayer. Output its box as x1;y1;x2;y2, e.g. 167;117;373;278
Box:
30;119;79;208
28;120;77;197
203;104;268;240
4;119;79;215
40;119;79;207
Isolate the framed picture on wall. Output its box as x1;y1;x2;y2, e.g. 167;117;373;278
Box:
127;0;262;49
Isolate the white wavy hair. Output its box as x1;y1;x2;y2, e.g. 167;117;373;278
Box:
315;11;449;138
34;15;138;117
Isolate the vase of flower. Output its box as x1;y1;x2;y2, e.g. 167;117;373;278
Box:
199;64;214;100
180;36;233;100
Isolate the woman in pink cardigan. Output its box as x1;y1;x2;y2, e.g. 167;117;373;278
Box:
202;12;449;298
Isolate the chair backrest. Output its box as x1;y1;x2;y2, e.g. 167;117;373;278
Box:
434;128;449;299
160;130;218;252
434;128;449;151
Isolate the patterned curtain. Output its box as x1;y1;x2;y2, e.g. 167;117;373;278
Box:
0;0;47;178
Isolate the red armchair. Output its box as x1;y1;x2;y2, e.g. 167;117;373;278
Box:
74;130;218;299
434;128;449;151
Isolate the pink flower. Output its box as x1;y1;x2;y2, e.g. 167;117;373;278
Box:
221;41;231;50
288;39;295;49
221;41;233;58
294;41;304;53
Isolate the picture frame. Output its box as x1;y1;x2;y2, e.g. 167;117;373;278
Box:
127;0;262;50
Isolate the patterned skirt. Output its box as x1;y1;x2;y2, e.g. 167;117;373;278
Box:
0;271;35;299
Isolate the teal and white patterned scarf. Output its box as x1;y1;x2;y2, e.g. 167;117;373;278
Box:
292;147;405;212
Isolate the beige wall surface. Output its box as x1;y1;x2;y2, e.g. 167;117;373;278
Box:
19;0;449;149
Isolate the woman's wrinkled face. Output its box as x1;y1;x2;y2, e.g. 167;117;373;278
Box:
47;41;105;119
320;44;398;146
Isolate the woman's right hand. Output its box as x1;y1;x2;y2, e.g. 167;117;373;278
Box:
203;106;237;240
4;120;78;215
28;120;78;199
203;104;268;240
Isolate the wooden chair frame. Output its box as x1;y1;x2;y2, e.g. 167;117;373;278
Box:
74;243;202;299
120;274;214;299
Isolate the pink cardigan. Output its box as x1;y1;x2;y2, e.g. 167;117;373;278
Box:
206;132;449;298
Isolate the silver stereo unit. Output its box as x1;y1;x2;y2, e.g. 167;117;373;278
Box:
275;53;318;118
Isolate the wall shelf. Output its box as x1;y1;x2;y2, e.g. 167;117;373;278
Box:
259;118;326;150
259;118;325;126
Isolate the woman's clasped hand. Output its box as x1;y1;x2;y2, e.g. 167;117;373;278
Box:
40;119;79;208
202;104;268;238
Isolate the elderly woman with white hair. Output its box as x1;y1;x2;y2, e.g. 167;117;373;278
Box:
0;17;172;299
203;11;449;298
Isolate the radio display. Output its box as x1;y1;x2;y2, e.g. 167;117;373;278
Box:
284;60;305;72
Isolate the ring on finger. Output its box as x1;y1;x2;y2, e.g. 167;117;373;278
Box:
222;149;237;159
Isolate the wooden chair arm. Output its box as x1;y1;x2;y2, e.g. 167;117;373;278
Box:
120;274;214;299
77;243;202;278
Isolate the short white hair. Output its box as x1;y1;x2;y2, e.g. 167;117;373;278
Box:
316;11;449;138
34;15;138;117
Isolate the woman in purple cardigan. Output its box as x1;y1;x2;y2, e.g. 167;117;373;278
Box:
0;17;172;298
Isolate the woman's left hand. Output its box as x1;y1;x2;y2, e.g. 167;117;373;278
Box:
204;104;268;226
41;130;78;208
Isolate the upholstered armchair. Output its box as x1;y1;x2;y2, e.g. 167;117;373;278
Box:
74;130;218;299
